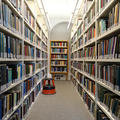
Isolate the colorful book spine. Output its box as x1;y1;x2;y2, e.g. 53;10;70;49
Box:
84;62;95;77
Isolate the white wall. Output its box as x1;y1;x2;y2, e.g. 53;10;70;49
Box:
48;22;72;80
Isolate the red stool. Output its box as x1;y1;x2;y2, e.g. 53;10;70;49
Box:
42;78;56;95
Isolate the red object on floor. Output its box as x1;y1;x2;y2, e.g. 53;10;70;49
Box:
42;78;56;95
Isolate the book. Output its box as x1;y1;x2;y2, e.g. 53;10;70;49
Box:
84;77;95;95
84;45;95;59
98;85;120;119
1;1;22;33
24;63;35;76
24;2;35;28
0;86;22;119
51;67;67;72
84;62;95;77
0;32;22;59
24;25;35;43
97;64;120;91
97;108;110;120
24;44;34;59
84;25;95;44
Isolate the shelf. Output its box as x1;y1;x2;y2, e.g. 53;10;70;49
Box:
51;65;67;67
71;58;84;61
96;24;120;41
71;73;95;101
36;58;42;61
0;68;44;95
0;58;23;61
84;18;96;34
3;99;23;120
97;80;120;96
0;24;23;40
24;58;35;61
97;0;117;19
97;58;120;62
51;46;67;48
4;0;23;19
24;20;36;33
84;0;95;19
51;72;67;74
24;39;35;47
51;52;67;54
84;38;96;47
51;40;68;42
51;59;68;61
97;101;115;120
84;58;96;62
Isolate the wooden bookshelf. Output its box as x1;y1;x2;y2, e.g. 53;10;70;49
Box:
70;0;120;120
50;40;69;80
0;0;48;120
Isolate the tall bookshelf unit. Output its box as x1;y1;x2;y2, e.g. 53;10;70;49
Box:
71;0;120;120
50;40;68;80
0;0;48;120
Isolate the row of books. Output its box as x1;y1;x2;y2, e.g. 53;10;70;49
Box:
9;82;42;120
51;61;67;66
85;25;96;44
9;105;22;120
77;24;83;38
97;64;120;91
24;25;34;43
83;91;95;117
97;107;110;120
83;0;93;15
36;62;42;70
23;77;35;96
24;44;34;59
51;42;67;47
24;2;35;28
97;35;120;59
23;91;34;117
9;0;22;13
51;54;67;59
84;45;95;58
0;32;22;58
51;67;67;72
98;0;110;12
72;74;111;120
84;63;95;77
0;63;22;91
72;61;83;71
36;23;42;37
98;86;120;119
84;4;95;29
24;63;35;76
0;1;22;34
0;86;22;119
51;48;67;53
98;1;120;35
84;77;95;95
78;50;84;58
78;73;83;85
36;49;41;58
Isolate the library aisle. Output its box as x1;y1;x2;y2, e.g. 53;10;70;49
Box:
26;81;93;120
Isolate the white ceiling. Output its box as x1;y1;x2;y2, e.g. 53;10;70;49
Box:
41;0;78;29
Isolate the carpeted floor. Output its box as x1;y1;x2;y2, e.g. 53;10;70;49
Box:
26;81;94;120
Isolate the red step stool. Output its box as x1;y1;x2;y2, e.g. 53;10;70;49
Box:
42;78;56;95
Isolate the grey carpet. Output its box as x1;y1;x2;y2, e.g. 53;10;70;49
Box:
26;81;94;120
